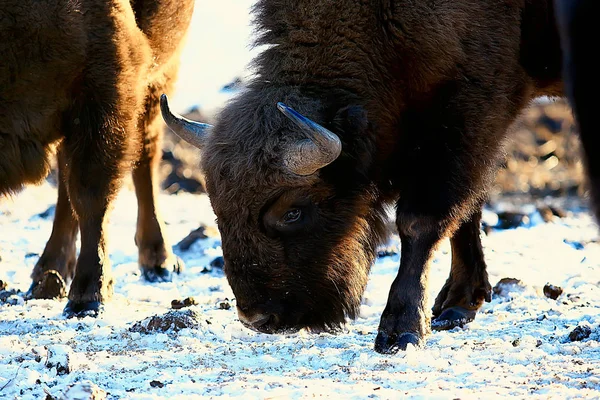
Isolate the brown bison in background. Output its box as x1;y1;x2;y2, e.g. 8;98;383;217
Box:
0;0;194;317
555;0;600;222
162;0;571;354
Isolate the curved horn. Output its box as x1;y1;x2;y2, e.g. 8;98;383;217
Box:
277;102;342;176
160;94;212;149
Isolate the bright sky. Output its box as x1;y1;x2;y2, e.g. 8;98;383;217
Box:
170;1;259;114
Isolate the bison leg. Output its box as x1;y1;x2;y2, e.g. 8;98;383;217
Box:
29;147;78;299
373;77;521;353
133;92;183;283
62;105;133;318
431;207;492;331
375;214;440;354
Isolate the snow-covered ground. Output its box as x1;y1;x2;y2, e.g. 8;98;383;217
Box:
2;1;600;399
1;182;600;399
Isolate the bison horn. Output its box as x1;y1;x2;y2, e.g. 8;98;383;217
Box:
277;102;342;176
160;94;211;149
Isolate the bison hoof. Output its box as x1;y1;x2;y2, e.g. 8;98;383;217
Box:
63;300;103;318
141;256;184;283
431;306;477;331
27;270;67;300
374;331;422;354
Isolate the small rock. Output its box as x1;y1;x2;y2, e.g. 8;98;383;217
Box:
567;294;581;303
4;294;24;306
564;240;585;250
543;283;563;300
493;278;526;298
37;205;56;219
495;212;530;230
0;279;6;291
171;297;197;310
176;226;208;251
46;344;73;375
377;246;398;258
150;380;165;388
210;256;225;269
63;380;106;400
218;300;231;310
568;324;592;342
130;309;201;333
537;205;566;223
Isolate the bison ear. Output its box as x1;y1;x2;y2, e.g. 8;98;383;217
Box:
160;94;212;149
277;102;342;176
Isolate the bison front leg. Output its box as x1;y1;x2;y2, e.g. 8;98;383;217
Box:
431;208;492;331
375;214;442;354
29;147;78;299
61;105;133;318
133;91;183;282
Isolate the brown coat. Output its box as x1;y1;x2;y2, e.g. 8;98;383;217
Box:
0;0;194;315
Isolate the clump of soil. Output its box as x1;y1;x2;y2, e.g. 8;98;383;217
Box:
543;283;564;300
568;324;592;342
492;278;527;299
171;297;197;310
45;344;73;376
177;226;209;251
217;299;231;310
0;281;21;304
130;309;202;333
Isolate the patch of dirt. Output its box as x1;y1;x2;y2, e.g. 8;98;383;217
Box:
130;309;202;333
492;278;527;299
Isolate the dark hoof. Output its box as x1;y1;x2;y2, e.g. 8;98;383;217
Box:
431;306;477;331
27;270;67;300
141;256;184;283
63;300;103;318
142;266;172;282
374;331;421;354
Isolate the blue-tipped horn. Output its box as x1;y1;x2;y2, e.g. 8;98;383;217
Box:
277;102;342;176
160;94;212;149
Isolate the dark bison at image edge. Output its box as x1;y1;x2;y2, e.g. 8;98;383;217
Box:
162;0;588;354
0;0;193;317
555;0;600;224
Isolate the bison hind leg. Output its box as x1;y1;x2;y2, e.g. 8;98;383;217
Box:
132;83;184;283
431;207;492;331
29;147;78;300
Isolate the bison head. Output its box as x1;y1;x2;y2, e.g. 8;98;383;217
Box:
161;88;389;334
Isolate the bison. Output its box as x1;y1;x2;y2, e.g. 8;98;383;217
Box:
555;0;600;223
161;0;570;354
0;0;193;317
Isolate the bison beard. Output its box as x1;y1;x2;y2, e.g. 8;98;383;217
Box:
162;0;571;354
0;0;193;317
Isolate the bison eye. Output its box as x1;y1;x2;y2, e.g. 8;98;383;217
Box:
282;209;302;224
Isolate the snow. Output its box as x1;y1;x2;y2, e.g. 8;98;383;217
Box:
1;183;599;399
1;1;600;399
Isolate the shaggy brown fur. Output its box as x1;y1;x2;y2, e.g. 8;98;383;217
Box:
177;0;565;353
0;0;193;316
